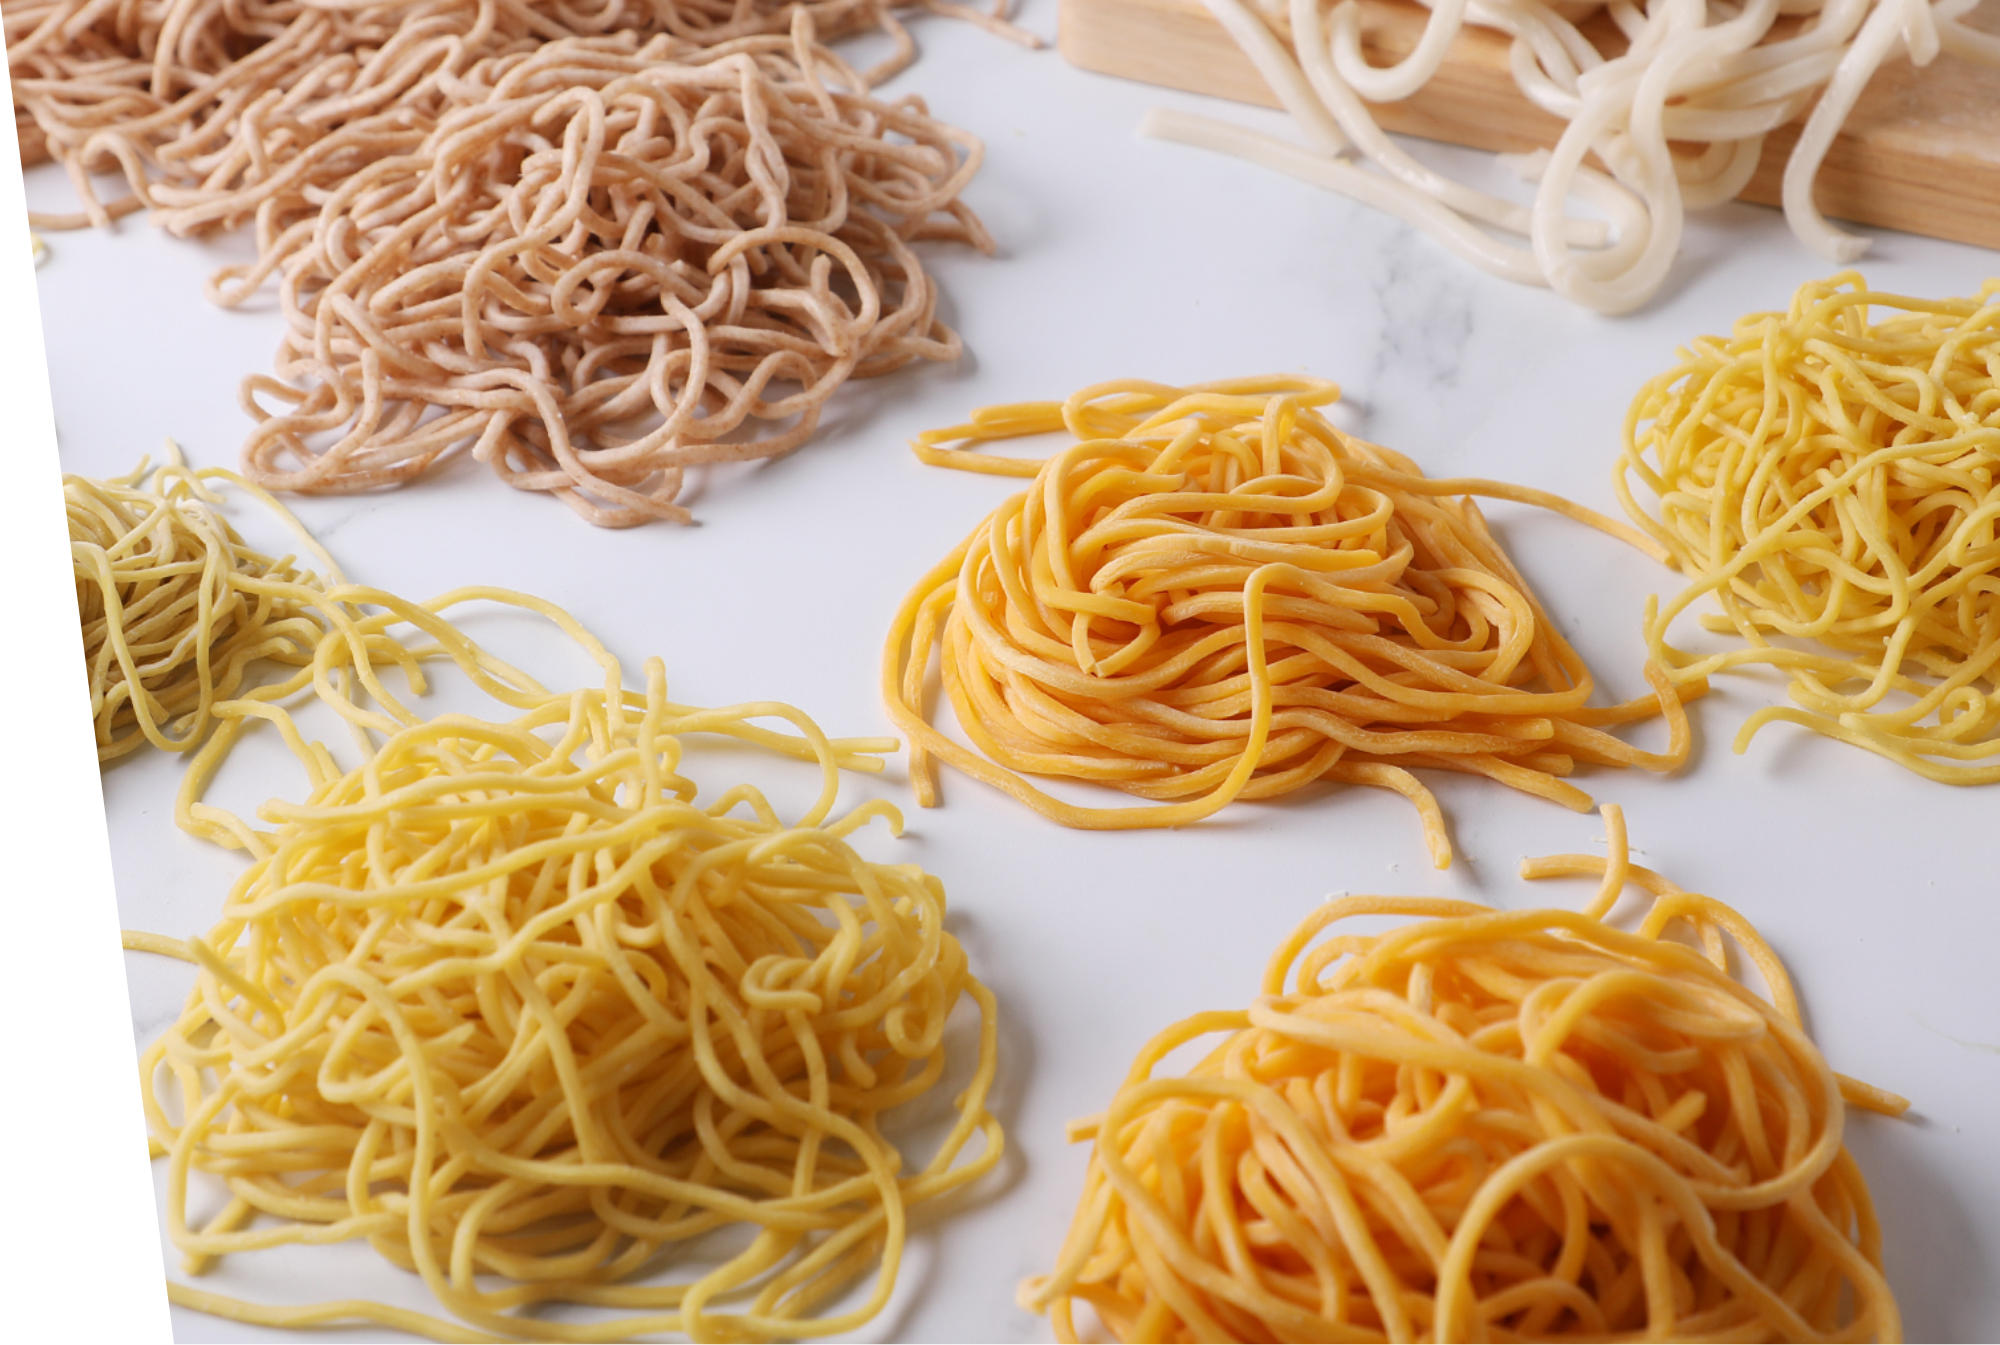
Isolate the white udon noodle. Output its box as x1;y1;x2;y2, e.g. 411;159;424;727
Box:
1149;0;2000;313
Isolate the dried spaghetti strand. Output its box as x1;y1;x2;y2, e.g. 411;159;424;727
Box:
1618;271;2000;782
1025;806;1905;1343
232;18;990;527
886;377;1702;867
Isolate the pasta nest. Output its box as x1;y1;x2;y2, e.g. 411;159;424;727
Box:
888;377;1698;866
232;23;989;526
68;459;331;762
1024;816;1904;1343
1619;271;2000;782
145;660;1002;1342
8;0;931;230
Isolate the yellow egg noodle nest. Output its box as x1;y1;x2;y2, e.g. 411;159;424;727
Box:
125;565;1001;1340
887;376;1703;866
69;452;339;762
1026;807;1907;1343
1619;271;2000;782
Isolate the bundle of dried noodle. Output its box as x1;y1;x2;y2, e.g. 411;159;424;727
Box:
228;21;988;526
1025;808;1907;1343
69;454;337;762
9;0;1026;231
886;378;1702;866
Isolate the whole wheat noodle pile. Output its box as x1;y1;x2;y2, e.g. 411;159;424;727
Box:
9;0;1026;230
230;25;989;526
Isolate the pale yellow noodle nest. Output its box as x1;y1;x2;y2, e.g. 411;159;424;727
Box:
1618;271;2000;782
230;20;990;526
1024;806;1907;1343
68;455;338;763
137;581;1003;1342
886;377;1702;867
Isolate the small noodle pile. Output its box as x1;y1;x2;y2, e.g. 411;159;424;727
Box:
68;453;338;763
1024;806;1908;1343
231;21;989;526
9;0;1031;231
885;377;1701;867
137;579;1002;1341
1150;0;2000;312
1617;271;2000;782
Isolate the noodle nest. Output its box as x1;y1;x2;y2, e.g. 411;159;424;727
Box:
69;454;337;763
1618;271;2000;782
142;583;1003;1342
232;22;991;526
1024;808;1906;1343
886;377;1701;867
8;0;1024;231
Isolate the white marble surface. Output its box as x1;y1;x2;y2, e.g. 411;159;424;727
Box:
23;10;2000;1339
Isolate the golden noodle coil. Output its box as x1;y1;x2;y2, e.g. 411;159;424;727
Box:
145;655;1003;1342
1618;271;2000;782
234;23;989;526
68;459;331;762
887;377;1699;867
7;0;967;231
1024;813;1905;1343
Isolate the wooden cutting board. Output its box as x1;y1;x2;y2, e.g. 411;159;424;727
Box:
1059;0;2000;252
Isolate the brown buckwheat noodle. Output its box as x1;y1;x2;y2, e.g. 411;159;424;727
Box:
231;18;990;526
1024;804;1907;1343
885;377;1704;867
131;575;1002;1341
10;0;1034;232
1619;271;2000;783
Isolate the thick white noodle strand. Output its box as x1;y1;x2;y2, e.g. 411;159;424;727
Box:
1292;0;1609;244
1328;0;1472;98
1151;0;1997;313
1783;0;1932;260
1197;0;1351;152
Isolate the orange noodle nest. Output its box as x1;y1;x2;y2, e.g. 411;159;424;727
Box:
885;377;1704;866
1024;806;1908;1343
